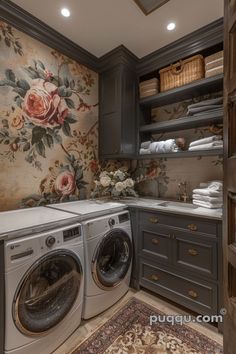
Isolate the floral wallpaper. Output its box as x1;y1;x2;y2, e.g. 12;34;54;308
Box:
0;21;98;211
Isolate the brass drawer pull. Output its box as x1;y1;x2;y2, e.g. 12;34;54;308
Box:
187;223;198;231
149;217;159;224
151;238;159;245
150;274;159;281
188;248;198;256
188;290;198;298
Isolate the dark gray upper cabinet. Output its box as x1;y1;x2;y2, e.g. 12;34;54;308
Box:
99;48;138;159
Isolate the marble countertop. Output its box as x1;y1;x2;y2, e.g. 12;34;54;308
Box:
117;197;222;221
0;197;222;241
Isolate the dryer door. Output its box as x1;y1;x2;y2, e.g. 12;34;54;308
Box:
92;228;132;290
13;249;82;336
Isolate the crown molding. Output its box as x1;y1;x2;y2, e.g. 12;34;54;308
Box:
0;0;99;71
137;18;224;76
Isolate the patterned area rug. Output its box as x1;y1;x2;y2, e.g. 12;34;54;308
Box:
72;298;223;354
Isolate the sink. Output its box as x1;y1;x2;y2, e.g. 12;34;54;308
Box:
158;201;198;210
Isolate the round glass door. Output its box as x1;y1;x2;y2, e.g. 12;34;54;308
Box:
92;229;132;290
13;250;82;336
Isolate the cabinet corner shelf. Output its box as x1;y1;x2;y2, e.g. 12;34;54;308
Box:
139;74;223;108
140;109;223;134
137;149;223;159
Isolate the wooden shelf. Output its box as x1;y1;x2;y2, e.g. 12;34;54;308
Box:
139;74;223;108
137;149;223;159
140;109;223;134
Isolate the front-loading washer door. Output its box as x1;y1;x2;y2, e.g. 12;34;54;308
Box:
13;249;82;336
92;229;132;290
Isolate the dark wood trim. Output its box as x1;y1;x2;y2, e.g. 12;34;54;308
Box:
137;18;224;76
133;0;170;16
98;45;139;72
0;0;99;71
139;74;224;107
0;241;4;354
138;149;223;159
140;110;223;134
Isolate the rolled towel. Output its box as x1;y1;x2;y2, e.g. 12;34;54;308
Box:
188;141;223;151
193;200;222;209
193;194;223;203
193;188;222;197
199;180;223;188
141;141;151;149
150;142;159;153
139;148;151;155
189;135;222;148
155;139;178;153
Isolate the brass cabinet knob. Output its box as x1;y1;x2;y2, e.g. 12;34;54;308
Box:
149;217;159;224
188;290;198;298
188;248;198;256
187;223;198;231
151;238;159;245
150;274;159;281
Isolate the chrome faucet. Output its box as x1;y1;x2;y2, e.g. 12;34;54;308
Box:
177;181;189;203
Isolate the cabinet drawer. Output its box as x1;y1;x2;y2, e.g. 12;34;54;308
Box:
140;261;217;314
139;210;217;237
173;230;217;279
140;226;172;264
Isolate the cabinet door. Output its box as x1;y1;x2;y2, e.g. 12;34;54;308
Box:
99;67;122;157
172;230;217;279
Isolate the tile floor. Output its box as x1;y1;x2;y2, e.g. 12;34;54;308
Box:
54;289;223;354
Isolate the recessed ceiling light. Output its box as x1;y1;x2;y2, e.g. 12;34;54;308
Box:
167;22;176;31
61;8;71;17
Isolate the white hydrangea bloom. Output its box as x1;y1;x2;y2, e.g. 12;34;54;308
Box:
114;169;125;181
100;176;111;187
124;178;134;188
115;181;125;192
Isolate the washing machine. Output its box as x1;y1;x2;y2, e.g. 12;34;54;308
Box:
4;222;84;354
82;210;133;319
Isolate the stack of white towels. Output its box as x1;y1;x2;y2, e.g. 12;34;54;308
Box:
140;139;179;155
192;181;223;209
188;135;223;151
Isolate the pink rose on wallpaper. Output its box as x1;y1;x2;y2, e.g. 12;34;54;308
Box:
54;170;76;196
23;79;68;127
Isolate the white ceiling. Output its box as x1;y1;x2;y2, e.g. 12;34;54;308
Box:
11;0;223;58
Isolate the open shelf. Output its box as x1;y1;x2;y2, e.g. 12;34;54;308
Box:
139;74;223;108
137;148;223;159
140;109;223;134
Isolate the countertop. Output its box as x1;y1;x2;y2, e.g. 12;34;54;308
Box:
116;197;223;221
0;197;222;241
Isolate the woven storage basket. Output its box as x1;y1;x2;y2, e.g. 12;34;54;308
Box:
159;55;204;92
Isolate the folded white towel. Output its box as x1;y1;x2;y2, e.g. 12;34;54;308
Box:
156;139;178;153
141;141;151;149
208;181;223;191
188;141;223;151
139;148;151;155
189;135;222;148
193;188;222;197
193;200;222;209
199;180;223;188
193;194;223;203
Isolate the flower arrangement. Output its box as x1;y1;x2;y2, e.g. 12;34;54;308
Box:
92;169;138;199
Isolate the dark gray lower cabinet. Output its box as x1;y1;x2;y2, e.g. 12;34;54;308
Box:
130;208;222;323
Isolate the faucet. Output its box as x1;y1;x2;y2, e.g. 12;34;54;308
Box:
177;181;189;203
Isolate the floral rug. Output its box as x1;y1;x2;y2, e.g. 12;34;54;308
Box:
71;298;223;354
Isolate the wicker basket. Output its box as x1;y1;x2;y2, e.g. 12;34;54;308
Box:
159;55;205;92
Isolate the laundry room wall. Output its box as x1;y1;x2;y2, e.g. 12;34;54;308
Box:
0;20;99;211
